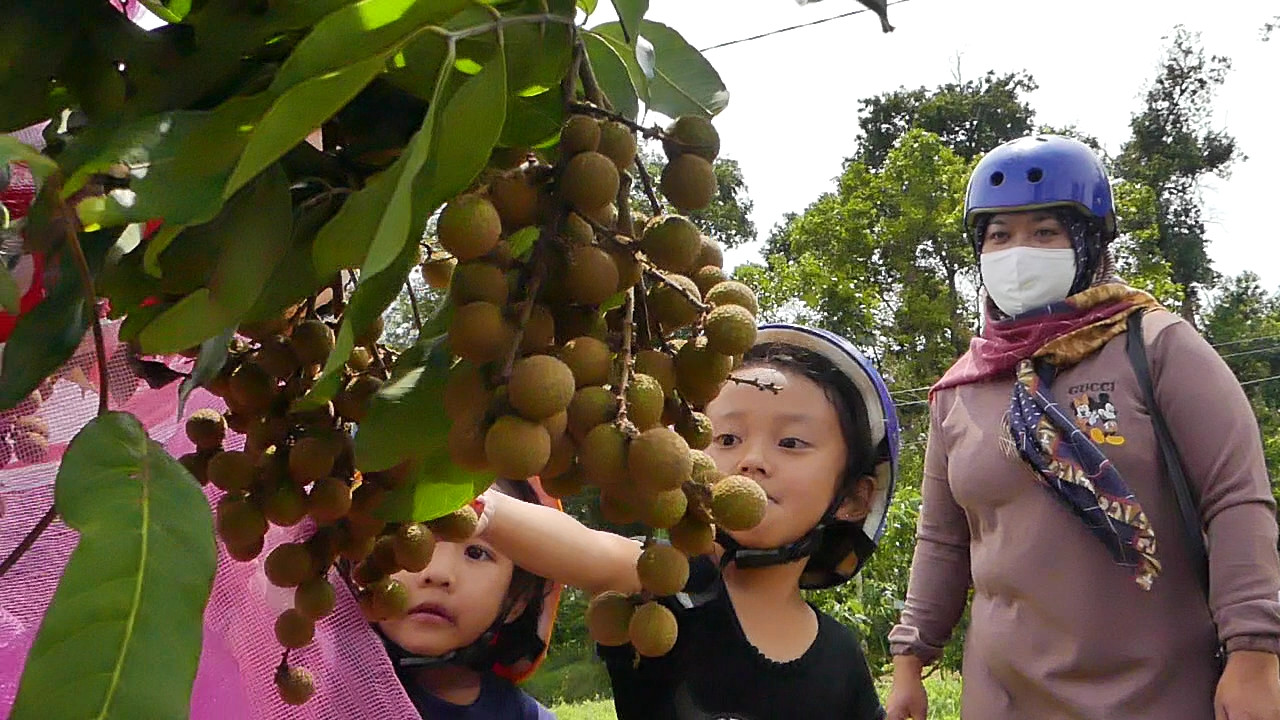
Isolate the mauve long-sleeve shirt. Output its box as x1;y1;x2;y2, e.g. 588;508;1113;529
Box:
889;310;1280;719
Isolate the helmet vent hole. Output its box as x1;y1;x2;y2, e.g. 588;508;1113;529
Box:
989;171;1004;187
1027;167;1044;183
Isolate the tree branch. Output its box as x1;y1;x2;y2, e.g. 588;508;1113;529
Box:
643;267;709;313
727;375;783;393
64;224;108;416
568;102;664;140
0;506;56;579
634;158;663;216
405;280;423;336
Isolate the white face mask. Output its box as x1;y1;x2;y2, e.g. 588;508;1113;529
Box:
980;246;1077;317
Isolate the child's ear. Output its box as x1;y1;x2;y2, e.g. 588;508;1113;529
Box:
833;475;875;523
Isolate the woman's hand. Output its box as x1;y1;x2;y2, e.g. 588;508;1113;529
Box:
885;655;929;720
1216;650;1280;720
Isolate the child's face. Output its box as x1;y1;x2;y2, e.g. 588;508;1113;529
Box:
704;365;850;549
378;538;520;657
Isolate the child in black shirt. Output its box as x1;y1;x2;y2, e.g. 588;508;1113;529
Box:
472;324;900;719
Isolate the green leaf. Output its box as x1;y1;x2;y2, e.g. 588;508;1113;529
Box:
0;230;111;409
587;24;651;105
0;136;57;181
9;412;215;720
178;327;235;418
363;44;507;280
312;161;404;279
501;90;565;149
578;0;599;15
138;165;293;353
298;227;419;411
359;336;491;521
58;94;273;228
224;55;384;198
242;197;340;324
507;226;539;260
138;0;191;22
0;263;20;315
583;32;640;121
609;0;649;44
637;20;729;119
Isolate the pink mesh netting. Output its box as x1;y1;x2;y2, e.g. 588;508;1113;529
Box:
0;316;425;719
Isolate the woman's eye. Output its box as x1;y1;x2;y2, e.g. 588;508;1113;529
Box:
464;545;493;561
779;437;809;450
1036;227;1061;237
713;434;739;448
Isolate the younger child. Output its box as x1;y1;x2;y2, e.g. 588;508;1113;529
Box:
471;324;900;720
376;478;561;719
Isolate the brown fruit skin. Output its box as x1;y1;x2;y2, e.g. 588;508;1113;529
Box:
443;361;489;421
185;408;227;452
489;171;541;231
393;523;436;573
334;374;382;423
662;116;721;162
275;608;316;649
669;515;716;556
291;319;336;366
636;544;691;596
629;601;679;657
563;212;595;245
560;152;620;213
675;337;734;407
597;121;639;170
541;464;587;498
675;411;714;451
711;474;769;531
447;414;490;472
643;488;689;530
485;415;552;480
625;373;666;431
507;355;576;421
264;543;316;588
599;485;643;525
628;427;693;493
608;246;643;292
581;202;618;228
692;265;728;296
261;481;309;527
647;273;703;331
449;260;509;306
308;476;353;524
567;386;619;441
564;245;620;306
703;304;758;357
428;505;480;542
633;350;677;397
227;362;276;414
421;257;457;289
255;335;300;379
542;432;576;479
704;280;760;316
275;666;316;706
226;535;266;562
579;422;630;486
559;336;613;389
641;215;702;273
518;303;556;353
207;451;257;493
295;577;337;619
660;154;717;213
559;114;602;157
696;237;724;269
289;436;337;485
438;194;502;261
179;452;213;485
448;301;513;364
586;590;635;647
216;494;268;547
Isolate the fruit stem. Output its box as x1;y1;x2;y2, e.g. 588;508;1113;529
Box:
642;266;709;313
500;229;551;381
576;38;611;111
613;287;637;425
404;280;424;336
633;157;664;217
567;102;664;140
63;218;109;416
725;375;783;394
562;33;583;109
276;649;290;675
0;505;56;579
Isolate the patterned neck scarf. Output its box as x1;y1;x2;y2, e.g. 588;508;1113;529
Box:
938;283;1167;589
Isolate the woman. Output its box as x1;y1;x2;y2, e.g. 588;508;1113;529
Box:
885;135;1280;719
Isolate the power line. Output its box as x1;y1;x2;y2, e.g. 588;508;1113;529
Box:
1211;333;1280;349
698;0;913;53
1240;374;1280;388
1220;344;1280;360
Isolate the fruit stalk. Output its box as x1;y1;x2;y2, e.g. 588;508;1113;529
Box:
633;157;664;216
576;38;610;111
725;376;783;394
65;216;110;417
0;506;56;578
404;280;424;335
643;267;709;314
567;102;665;140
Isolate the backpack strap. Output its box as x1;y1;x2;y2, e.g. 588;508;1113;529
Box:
1125;310;1210;597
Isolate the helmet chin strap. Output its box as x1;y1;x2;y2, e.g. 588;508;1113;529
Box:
380;616;504;673
715;497;841;571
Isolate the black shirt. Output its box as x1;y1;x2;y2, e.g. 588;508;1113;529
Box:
599;556;886;720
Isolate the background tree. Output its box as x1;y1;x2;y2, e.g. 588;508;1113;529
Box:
1113;26;1240;323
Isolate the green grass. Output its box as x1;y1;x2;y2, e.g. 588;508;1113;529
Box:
549;672;964;719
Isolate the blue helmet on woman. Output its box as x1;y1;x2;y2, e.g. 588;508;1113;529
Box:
964;134;1117;294
716;324;900;590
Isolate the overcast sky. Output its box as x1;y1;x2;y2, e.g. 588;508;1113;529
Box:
588;0;1278;291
